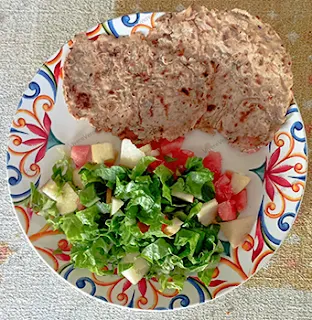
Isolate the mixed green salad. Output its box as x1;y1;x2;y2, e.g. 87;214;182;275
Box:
30;154;223;290
30;138;252;291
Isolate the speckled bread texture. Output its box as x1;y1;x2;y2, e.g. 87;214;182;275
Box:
63;5;293;152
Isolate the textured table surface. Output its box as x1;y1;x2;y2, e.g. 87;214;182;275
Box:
0;1;312;319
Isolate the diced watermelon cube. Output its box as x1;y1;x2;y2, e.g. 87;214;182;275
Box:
225;170;233;180
215;174;233;203
171;149;195;167
148;158;164;172
71;145;91;168
232;189;248;212
160;137;185;155
203;151;222;180
218;200;237;221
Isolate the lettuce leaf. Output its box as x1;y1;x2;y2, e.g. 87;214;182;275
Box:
51;157;74;189
130;156;156;180
79;184;100;207
30;155;224;292
154;165;173;203
141;238;172;263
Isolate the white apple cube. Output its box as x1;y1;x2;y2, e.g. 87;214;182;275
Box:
91;143;115;164
42;180;78;215
120;139;145;168
41;179;59;201
72;169;84;189
163;217;183;236
121;257;150;285
231;172;251;195
171;191;194;203
139;144;152;156
220;215;256;248
197;198;218;226
111;197;124;215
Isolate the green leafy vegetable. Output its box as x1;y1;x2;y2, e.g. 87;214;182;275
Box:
154;165;173;203
30;154;224;292
185;170;214;201
130;156;156;180
185;157;204;171
76;205;100;226
141;238;172;263
30;183;58;218
79;184;100;207
164;155;178;163
51;157;74;189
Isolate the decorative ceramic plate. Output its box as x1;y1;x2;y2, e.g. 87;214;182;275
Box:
7;12;308;310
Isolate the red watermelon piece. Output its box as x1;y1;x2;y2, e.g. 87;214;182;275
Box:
218;200;237;221
203;151;222;181
232;189;248;212
71;145;92;168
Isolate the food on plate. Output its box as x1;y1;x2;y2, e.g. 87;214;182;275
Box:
91;143;115;164
197;199;218;226
231;172;251;195
119;139;145;168
220;215;256;248
41;180;79;215
111;197;124;216
30;138;253;290
63;6;293;152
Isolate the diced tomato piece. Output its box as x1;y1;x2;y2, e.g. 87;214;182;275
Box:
160;137;185;155
217;200;237;221
225;170;233;180
71;145;91;168
232;189;248;212
203;151;222;180
138;222;150;233
215;174;233;203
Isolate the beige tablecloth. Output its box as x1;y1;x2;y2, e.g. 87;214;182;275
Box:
0;0;311;319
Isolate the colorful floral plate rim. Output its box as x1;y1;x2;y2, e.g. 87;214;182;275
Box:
6;12;308;310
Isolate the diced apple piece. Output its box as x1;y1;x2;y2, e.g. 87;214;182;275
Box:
72;169;84;189
41;179;59;201
111;197;124;215
42;180;78;215
197;199;218;226
121;257;150;285
139;144;152;155
120;139;145;168
150;150;160;157
163;218;183;236
231;172;251;195
91;143;115;164
220;215;256;248
171;191;194;203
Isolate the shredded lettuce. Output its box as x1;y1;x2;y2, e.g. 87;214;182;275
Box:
30;156;223;291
